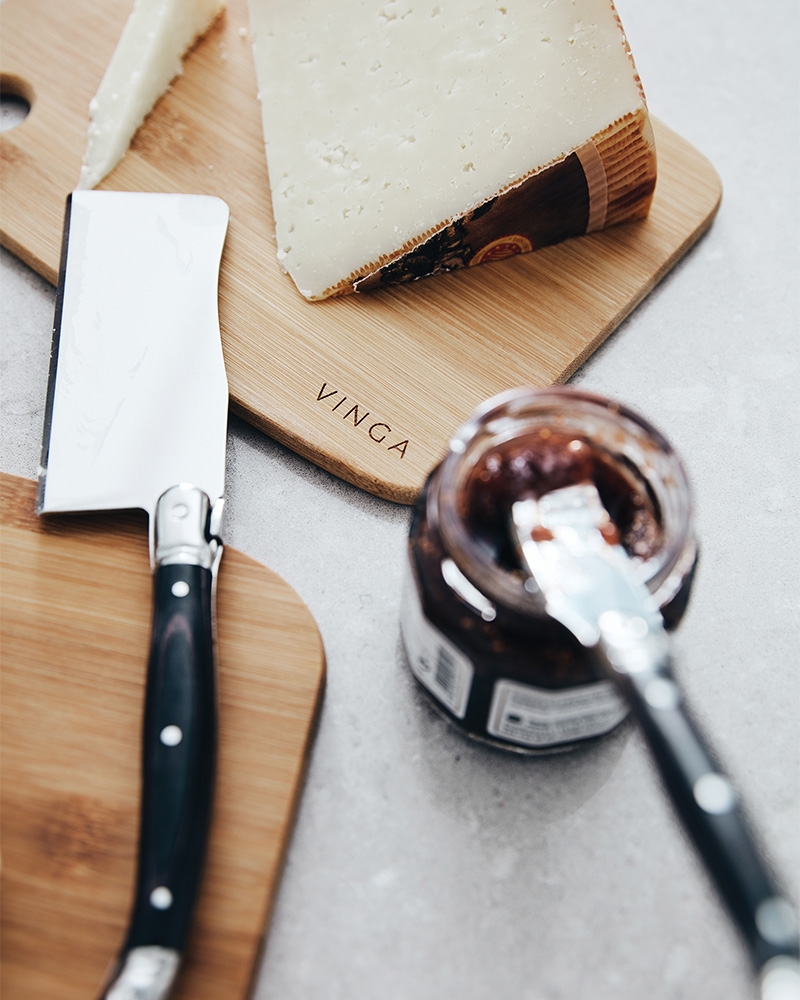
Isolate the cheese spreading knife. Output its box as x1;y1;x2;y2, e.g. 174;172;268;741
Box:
511;485;800;999
37;190;230;1000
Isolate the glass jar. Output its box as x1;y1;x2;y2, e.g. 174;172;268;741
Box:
400;387;698;753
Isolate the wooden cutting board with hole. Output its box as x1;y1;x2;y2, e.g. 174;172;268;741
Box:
0;473;326;1000
0;0;722;502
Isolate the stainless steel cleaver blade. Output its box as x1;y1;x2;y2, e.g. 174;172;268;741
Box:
38;189;230;1000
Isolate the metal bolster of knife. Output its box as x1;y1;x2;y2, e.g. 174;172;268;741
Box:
103;945;180;1000
153;484;224;575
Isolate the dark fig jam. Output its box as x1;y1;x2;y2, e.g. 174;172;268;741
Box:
400;388;697;753
461;426;664;571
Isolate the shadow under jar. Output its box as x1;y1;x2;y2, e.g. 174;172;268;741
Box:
401;387;698;753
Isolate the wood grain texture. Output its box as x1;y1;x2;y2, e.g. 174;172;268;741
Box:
0;0;722;502
0;473;326;1000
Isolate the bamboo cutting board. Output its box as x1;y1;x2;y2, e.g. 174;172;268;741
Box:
0;473;326;1000
0;0;722;502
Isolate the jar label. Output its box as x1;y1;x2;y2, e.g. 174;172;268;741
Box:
487;678;628;747
400;561;474;720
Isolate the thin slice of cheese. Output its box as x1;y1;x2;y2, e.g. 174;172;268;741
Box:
248;0;656;300
77;0;226;190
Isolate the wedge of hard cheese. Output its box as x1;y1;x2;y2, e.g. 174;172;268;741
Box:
248;0;656;300
78;0;225;190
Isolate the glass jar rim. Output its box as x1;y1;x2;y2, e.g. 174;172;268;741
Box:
430;387;695;615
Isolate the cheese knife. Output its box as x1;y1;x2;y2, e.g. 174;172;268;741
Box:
511;485;800;999
37;190;230;1000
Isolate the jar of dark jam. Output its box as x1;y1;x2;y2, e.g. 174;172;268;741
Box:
400;387;698;753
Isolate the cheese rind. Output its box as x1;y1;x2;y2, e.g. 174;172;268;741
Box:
78;0;225;190
249;0;656;299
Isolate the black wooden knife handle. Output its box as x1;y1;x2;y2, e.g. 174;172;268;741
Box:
614;661;800;989
99;486;221;1000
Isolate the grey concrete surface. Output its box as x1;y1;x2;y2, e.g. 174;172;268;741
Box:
1;1;797;998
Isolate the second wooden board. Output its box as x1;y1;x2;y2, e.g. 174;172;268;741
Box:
0;473;326;1000
0;0;721;502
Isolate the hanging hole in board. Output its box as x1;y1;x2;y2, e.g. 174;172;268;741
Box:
1;75;34;133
